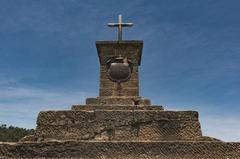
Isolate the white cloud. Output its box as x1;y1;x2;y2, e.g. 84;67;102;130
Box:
0;86;96;128
201;116;240;142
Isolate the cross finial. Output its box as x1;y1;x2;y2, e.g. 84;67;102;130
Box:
108;14;133;41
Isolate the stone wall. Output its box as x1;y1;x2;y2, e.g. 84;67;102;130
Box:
35;109;203;141
1;141;240;159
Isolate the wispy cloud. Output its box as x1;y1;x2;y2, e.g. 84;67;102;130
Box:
0;84;96;128
201;116;240;142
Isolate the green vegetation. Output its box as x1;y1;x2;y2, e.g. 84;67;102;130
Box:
0;124;35;142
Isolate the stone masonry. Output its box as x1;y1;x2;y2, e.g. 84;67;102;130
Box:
89;40;151;105
97;40;142;97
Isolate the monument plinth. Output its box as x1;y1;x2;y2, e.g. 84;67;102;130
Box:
85;40;150;106
0;15;239;159
97;40;142;97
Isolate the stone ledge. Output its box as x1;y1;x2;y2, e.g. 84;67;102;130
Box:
71;105;164;111
0;141;240;158
35;110;202;141
96;40;143;66
96;40;144;44
85;97;151;106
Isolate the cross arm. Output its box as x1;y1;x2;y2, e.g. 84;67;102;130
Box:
108;23;133;27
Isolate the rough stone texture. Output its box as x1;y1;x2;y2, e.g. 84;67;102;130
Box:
72;105;164;111
88;40;151;105
35;110;203;141
1;141;240;159
18;135;37;142
85;97;151;106
96;41;143;97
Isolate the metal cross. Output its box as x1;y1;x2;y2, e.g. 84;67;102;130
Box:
108;15;133;41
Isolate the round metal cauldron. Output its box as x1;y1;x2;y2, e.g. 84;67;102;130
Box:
106;57;132;83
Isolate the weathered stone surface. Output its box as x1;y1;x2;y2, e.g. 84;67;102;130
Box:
100;88;139;96
97;41;142;97
35;110;203;141
72;105;164;111
96;41;143;65
18;135;37;142
100;71;139;80
85;97;151;106
1;141;240;159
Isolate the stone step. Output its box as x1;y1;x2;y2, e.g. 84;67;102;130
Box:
35;110;202;142
71;105;164;111
1;141;239;158
85;97;151;106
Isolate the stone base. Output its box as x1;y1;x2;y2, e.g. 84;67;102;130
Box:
86;97;151;106
71;104;164;111
35;108;204;141
1;141;240;159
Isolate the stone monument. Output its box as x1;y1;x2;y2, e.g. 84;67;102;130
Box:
0;15;240;159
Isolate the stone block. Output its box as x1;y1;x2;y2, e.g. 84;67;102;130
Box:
99;88;139;96
96;41;143;65
35;110;203;141
71;105;164;111
97;41;142;97
100;79;138;88
1;141;240;158
85;97;151;106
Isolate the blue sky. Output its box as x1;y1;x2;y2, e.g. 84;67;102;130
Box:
0;0;239;141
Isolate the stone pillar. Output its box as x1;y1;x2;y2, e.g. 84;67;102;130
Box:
96;40;143;97
85;40;151;106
